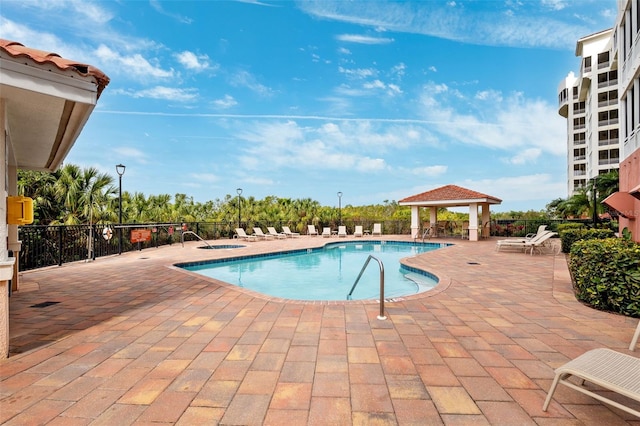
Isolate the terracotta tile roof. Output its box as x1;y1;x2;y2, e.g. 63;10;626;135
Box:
0;39;110;98
399;184;502;204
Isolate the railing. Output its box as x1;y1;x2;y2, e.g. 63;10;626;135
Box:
347;255;386;320
16;219;609;271
181;231;214;248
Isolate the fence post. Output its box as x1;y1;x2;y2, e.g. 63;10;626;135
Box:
57;226;63;266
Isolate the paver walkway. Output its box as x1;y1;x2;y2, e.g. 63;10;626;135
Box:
1;235;639;425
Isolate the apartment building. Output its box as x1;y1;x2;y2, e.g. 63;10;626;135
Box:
603;0;640;241
558;29;620;198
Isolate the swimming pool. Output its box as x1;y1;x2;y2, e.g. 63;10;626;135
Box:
180;241;447;301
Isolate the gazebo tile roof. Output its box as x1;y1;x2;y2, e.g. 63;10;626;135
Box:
399;184;502;204
0;39;110;97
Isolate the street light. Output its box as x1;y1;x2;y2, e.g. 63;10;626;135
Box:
116;164;126;254
236;188;243;229
337;191;343;226
591;177;598;226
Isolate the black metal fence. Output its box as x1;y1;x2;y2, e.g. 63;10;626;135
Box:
17;218;609;271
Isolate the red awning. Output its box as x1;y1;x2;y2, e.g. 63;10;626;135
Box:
602;192;637;219
630;183;640;200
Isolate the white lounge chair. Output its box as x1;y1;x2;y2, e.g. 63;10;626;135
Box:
308;225;318;236
496;231;556;255
354;225;363;237
337;226;347;237
253;227;274;240
235;228;257;241
282;226;300;238
498;225;548;244
542;348;640;418
321;227;331;238
372;223;382;236
631;318;640;351
267;226;287;239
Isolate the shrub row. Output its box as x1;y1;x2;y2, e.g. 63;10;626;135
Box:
559;227;615;253
568;238;640;317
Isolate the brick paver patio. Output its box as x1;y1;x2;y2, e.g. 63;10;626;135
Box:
1;235;639;425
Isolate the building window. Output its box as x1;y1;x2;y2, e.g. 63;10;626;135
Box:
573;132;586;145
573;116;586;130
598;89;618;107
584;56;592;73
597;70;618;88
598;108;619;126
573;101;586;114
597;51;610;69
598;128;619;146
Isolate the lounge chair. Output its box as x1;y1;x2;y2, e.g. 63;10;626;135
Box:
337;226;347;237
307;225;318;236
253;227;274;240
372;223;382;236
282;226;300;238
267;226;287;239
496;231;556;254
542;347;640;418
321;227;331;238
496;225;548;244
354;225;363;237
235;228;257;241
631;318;640;351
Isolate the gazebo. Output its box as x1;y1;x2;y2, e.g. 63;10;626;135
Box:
399;184;502;241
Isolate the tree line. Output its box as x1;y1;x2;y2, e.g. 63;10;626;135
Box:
17;164;620;228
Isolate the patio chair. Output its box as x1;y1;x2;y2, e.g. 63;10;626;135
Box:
354;225;363;237
307;224;318;236
321;227;331;238
372;223;382;236
496;231;556;254
542;348;640;418
631;318;640;351
267;226;287;239
235;228;257;241
253;227;274;240
282;226;300;238
337;226;347;237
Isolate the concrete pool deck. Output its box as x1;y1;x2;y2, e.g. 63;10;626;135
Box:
1;235;639;425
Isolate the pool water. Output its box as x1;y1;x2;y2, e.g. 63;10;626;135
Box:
181;241;445;301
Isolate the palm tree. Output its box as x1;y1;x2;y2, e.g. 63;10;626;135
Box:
53;164;116;225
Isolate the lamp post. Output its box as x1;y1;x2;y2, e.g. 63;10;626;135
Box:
116;164;126;254
236;188;243;229
337;191;343;226
591;177;598;226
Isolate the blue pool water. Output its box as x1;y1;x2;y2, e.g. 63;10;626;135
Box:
180;241;446;301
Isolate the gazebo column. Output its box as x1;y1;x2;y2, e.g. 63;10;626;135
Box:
481;204;491;238
410;206;419;239
468;203;479;241
429;207;437;231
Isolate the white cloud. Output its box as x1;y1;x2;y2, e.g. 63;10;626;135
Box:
175;51;214;72
114;146;149;164
95;44;174;79
336;34;394;44
338;67;377;79
410;165;448;176
506;148;542;165
116;86;198;102
229;70;274;97
212;95;238;109
417;82;566;156
189;173;219;183
150;0;193;24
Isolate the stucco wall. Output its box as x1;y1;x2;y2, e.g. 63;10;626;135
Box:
618;148;640;242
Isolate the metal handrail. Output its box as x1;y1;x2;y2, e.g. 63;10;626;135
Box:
347;255;386;320
181;231;214;249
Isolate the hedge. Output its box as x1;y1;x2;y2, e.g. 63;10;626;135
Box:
568;238;640;317
559;227;615;253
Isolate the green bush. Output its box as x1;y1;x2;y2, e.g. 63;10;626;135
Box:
560;227;615;253
569;238;640;317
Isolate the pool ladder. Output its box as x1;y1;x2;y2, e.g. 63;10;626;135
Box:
181;231;214;249
347;255;386;320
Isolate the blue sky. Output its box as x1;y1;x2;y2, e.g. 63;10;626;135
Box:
1;0;616;211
